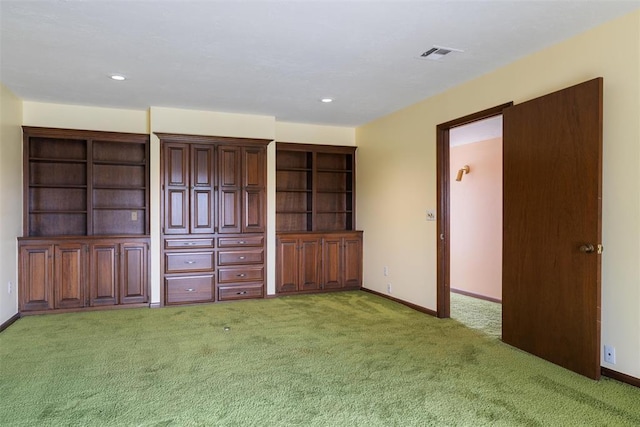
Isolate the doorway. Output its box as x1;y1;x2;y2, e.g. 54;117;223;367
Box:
448;116;503;338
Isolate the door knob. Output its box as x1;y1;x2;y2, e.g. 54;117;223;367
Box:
579;244;595;253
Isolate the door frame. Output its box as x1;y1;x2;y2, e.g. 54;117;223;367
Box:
436;102;513;318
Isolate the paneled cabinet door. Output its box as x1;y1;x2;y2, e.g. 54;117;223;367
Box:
90;243;118;306
163;143;215;235
218;146;242;234
322;237;344;289
276;237;298;292
19;244;54;311
342;236;363;288
54;243;87;309
120;242;148;304
242;147;266;233
299;238;321;291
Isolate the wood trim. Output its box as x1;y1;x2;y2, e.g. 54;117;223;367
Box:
276;142;357;154
155;133;272;146
450;287;502;304
601;367;640;388
362;288;438;317
436;102;513;319
22;126;149;142
0;313;20;333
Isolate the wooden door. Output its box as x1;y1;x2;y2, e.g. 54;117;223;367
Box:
218;146;242;233
54;243;87;309
120;242;148;304
299;237;321;291
322;237;343;289
19;244;54;311
276;236;299;292
342;235;362;288
502;78;602;379
163;143;190;234
242;147;266;233
190;145;215;234
89;243;118;306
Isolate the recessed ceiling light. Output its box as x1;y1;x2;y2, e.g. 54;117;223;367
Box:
320;98;333;103
110;74;126;81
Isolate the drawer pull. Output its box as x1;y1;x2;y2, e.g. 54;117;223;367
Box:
237;273;246;277
185;288;195;292
236;291;248;295
184;242;197;246
239;256;246;260
238;241;246;244
185;260;196;264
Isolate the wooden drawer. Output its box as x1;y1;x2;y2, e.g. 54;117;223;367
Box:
165;252;214;273
164;238;214;249
218;249;264;266
218;235;264;248
165;275;214;304
217;284;264;301
218;266;264;283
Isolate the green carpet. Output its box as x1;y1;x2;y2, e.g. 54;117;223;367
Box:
1;291;639;426
451;292;502;339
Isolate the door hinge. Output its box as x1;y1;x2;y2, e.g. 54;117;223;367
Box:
597;244;603;254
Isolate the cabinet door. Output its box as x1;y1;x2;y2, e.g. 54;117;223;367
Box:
190;145;215;234
19;244;54;311
89;243;118;306
120;242;148;304
299;237;321;291
343;236;363;288
276;237;299;293
54;244;87;309
163;143;189;234
242;147;266;233
218;146;242;233
322;237;343;289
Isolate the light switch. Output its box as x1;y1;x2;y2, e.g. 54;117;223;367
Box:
426;210;436;221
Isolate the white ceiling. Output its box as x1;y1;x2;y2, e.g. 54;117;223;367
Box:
1;1;638;127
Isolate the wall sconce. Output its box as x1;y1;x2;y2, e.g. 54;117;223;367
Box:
456;165;470;182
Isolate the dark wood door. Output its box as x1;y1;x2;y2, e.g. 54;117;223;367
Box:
276;237;299;292
19;244;54;311
54;243;87;309
502;78;603;379
242;147;266;233
299;237;321;291
163;143;189;235
190;145;215;234
89;243;118;306
218;146;242;234
342;236;362;288
322;237;343;289
120;242;148;304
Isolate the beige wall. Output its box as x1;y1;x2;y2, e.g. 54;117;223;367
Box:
276;121;356;146
0;84;23;324
357;10;640;378
450;138;502;301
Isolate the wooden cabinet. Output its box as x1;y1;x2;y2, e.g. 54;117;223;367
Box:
19;237;149;313
23;127;150;237
158;133;269;306
276;143;355;232
276;231;362;294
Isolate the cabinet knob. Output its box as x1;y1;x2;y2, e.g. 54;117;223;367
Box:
239;256;246;260
185;260;196;264
237;273;246;277
185;288;195;292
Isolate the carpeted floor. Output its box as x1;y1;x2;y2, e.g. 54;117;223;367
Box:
450;292;502;339
1;291;639;426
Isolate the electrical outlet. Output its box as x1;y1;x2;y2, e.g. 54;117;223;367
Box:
131;211;138;221
387;283;392;294
383;266;389;276
7;281;12;294
604;345;616;364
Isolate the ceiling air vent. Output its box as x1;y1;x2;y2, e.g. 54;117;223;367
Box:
419;46;463;61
